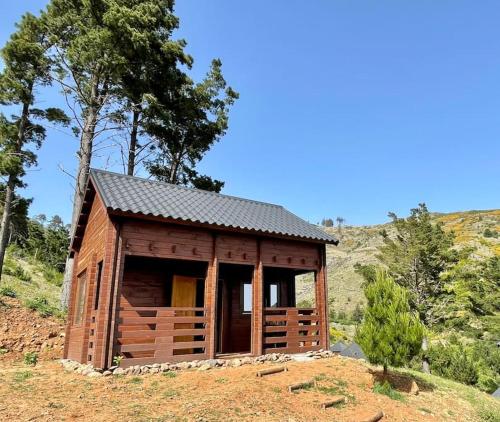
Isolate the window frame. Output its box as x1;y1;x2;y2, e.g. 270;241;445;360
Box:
73;269;88;326
240;281;253;315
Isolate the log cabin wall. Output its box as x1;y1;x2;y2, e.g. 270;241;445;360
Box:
121;221;213;262
260;239;320;271
64;192;110;365
67;210;330;367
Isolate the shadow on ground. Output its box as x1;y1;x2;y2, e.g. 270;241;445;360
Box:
370;369;436;393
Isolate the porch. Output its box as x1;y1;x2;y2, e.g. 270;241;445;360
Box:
114;255;326;367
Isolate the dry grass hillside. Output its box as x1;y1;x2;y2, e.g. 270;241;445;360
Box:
1;347;499;421
297;209;500;314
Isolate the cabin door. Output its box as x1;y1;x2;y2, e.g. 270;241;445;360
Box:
172;275;197;352
216;264;254;355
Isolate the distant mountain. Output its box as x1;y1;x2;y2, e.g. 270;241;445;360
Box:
297;209;500;314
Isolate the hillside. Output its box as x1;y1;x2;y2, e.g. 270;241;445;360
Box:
1;351;499;421
297;209;500;315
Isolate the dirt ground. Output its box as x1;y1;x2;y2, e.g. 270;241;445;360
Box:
0;297;65;362
0;298;496;421
0;355;487;422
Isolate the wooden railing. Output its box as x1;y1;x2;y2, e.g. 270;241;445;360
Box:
116;307;209;367
263;307;321;354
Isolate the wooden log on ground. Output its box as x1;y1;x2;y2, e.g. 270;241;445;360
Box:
256;366;287;377
321;395;346;409
358;411;384;422
288;379;315;393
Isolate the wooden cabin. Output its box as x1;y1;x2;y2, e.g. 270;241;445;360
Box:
64;169;338;369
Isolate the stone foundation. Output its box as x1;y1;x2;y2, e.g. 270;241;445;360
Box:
60;350;335;377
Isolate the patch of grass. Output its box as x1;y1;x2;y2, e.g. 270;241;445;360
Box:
3;260;32;282
0;348;8;355
396;366;500;420
418;407;432;414
2;253;63;312
23;351;38;366
215;377;227;384
41;266;64;287
13;370;33;382
128;376;143;385
162;371;176;378
25;296;61;318
163;389;178;399
0;286;16;298
477;406;500;422
373;381;405;402
271;386;281;394
313;373;327;382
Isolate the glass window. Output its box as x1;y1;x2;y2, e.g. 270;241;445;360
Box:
242;282;252;313
269;283;278;307
74;270;87;325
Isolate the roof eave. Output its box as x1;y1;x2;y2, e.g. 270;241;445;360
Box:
106;208;339;245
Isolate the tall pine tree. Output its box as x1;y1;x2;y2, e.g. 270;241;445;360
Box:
0;13;68;282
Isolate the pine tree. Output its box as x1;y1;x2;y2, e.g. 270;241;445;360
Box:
144;59;238;192
0;13;68;282
356;269;424;375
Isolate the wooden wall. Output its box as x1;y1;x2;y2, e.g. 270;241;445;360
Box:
65;191;110;364
119;256;207;308
67;207;330;367
260;239;320;270
121;221;213;262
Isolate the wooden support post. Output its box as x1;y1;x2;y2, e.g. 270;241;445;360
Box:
206;233;218;359
93;219;121;369
288;379;315;393
252;239;263;356
316;244;329;350
256;366;287;377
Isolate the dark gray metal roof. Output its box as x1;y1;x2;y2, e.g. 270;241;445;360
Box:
330;341;348;353
90;169;338;244
340;342;366;360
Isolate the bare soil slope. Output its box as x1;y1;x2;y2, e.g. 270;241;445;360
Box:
0;297;65;362
0;356;498;421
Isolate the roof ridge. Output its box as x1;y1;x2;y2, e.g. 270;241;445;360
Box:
90;168;284;209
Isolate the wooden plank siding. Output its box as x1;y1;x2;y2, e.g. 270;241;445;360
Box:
65;190;111;367
263;308;322;354
66;193;331;367
260;239;320;271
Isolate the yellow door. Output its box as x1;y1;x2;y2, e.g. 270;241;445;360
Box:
172;275;197;308
172;276;197;352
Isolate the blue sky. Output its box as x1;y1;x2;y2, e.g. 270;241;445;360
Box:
1;1;499;226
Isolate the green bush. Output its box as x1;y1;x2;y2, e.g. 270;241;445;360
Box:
3;260;32;282
23;351;38;366
0;286;16;298
483;228;498;238
25;297;59;318
372;381;405;401
428;344;478;386
42;266;64;287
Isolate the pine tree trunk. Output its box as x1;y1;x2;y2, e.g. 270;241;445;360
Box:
0;177;16;282
127;108;140;176
0;100;30;283
60;104;99;308
421;336;430;374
